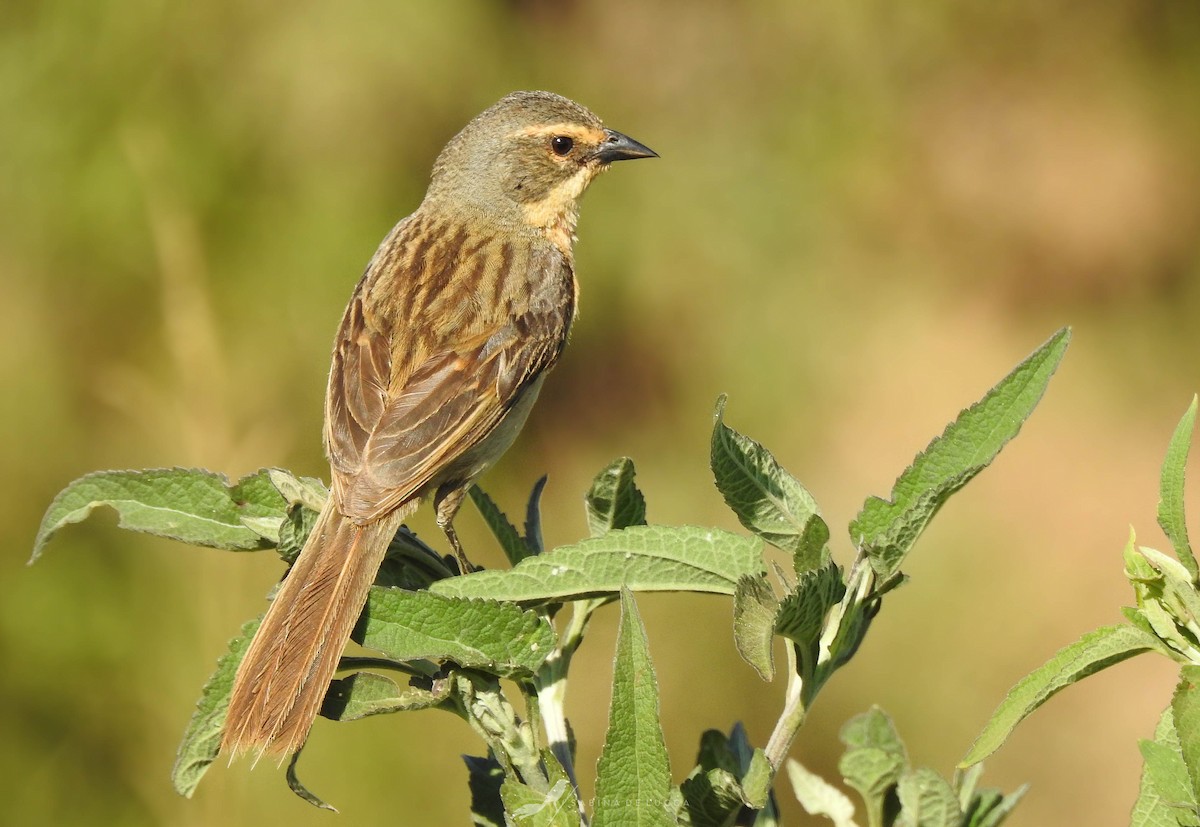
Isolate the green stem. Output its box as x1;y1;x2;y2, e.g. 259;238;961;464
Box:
764;643;807;770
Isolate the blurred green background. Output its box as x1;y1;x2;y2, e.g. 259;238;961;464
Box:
5;1;1200;823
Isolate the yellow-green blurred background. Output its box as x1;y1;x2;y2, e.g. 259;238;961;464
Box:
6;1;1200;824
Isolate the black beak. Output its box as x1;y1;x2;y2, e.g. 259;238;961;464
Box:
594;128;658;163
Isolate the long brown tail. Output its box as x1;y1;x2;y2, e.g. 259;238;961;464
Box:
221;499;408;759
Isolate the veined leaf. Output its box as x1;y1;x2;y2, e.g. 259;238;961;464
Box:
1175;665;1200;805
961;623;1166;766
733;575;778;681
320;671;450;721
593;591;672;827
32;467;287;560
897;768;960;827
787;759;859;827
712;396;824;559
586;457;648;537
430;525;762;604
359;589;554;677
850;328;1070;579
172;617;261;797
1158;396;1198;581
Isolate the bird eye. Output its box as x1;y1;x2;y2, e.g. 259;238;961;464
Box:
550;135;574;156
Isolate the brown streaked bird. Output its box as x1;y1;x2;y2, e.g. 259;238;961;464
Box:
221;91;656;759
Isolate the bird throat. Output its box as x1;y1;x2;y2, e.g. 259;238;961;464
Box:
520;167;599;256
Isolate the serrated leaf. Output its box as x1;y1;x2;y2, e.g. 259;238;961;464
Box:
734;575;778;681
712;396;823;556
961;623;1166;766
678;767;749;827
839;709;907;814
319;671;450;721
501;777;582;827
593;591;672;827
775;563;847;652
171;616;261;797
32;468;287;561
358;589;554;677
1133;707;1198;827
1159;397;1198;580
470;486;533;566
794;514;832;575
430;525;763;604
276;502;319;564
465;754;507;827
850;328;1070;579
1175;666;1200;804
897;768;960;827
287;750;336;811
787;759;859;827
265;468;328;512
586;458;648;537
1140;739;1198;820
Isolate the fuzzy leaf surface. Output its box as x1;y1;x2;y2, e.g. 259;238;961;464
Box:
961;623;1165;766
850;328;1069;579
1159;396;1198;580
733;574;778;681
359;589;554;676
320;671;450;721
1133;707;1200;827
430;525;762;604
586;457;648;537
1175;665;1200;804
593;591;672;827
787;759;859;827
171;617;261;797
32;468;286;560
897;768;960;827
712;396;823;557
501;778;582;827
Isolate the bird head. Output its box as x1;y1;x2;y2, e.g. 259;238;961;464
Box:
425;91;656;248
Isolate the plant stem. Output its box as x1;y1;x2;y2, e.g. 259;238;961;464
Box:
764;643;807;770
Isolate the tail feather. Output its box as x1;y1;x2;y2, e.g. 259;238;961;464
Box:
221;500;408;759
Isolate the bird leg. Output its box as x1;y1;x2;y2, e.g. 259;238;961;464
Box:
435;483;474;574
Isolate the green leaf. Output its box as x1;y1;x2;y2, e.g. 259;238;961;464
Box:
711;396;824;557
775;563;847;654
430;525;763;604
1175;666;1200;804
358;589;554;677
319;671;450;721
787;759;859;827
465;754;507;827
470;486;533;566
1159;397;1198;580
794;514;832;575
32;468;287;561
1133;707;1199;827
586;457;648;537
961;623;1166;767
525;475;548;556
961;784;1027;827
171;616;261;797
287;750;336;811
678;767;749;827
839;708;907;817
593;591;673;827
850;328;1070;579
896;768;960;827
501;776;582;827
265;468;328;513
733;575;778;681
